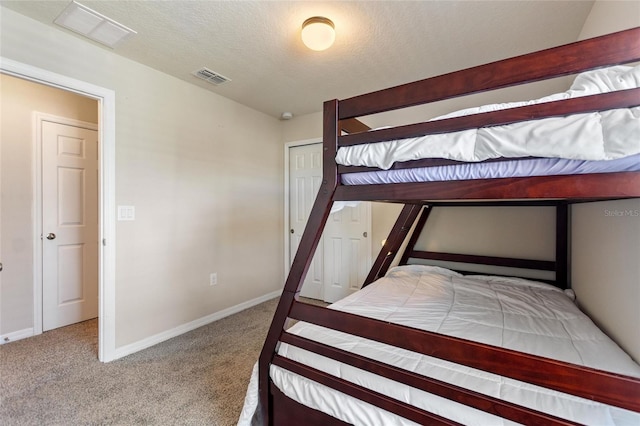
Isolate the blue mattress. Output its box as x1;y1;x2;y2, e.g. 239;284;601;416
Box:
340;154;640;185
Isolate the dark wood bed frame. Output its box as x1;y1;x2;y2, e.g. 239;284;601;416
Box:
256;28;640;425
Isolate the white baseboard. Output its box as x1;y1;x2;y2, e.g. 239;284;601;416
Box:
0;328;35;345
113;290;281;360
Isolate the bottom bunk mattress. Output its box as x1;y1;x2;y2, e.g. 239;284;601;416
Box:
239;265;640;426
340;153;640;185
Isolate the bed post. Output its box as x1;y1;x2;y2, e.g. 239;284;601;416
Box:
363;204;424;287
556;203;570;289
256;99;339;425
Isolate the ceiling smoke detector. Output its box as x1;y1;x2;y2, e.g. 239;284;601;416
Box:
192;67;231;86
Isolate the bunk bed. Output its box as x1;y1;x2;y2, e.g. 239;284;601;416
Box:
242;28;640;425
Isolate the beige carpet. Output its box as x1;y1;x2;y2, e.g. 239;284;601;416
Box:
0;297;280;426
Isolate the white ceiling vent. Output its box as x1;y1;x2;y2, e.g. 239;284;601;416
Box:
193;68;231;86
54;1;136;49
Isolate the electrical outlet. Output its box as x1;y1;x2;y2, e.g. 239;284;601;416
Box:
209;273;217;286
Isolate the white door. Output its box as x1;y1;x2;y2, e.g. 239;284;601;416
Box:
42;121;99;331
289;143;324;299
288;143;371;303
323;202;371;303
0;140;2;312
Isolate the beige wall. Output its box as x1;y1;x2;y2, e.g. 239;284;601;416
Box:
572;200;640;361
1;7;284;348
281;111;323;143
413;206;556;280
578;0;638;42
570;0;640;361
0;74;98;335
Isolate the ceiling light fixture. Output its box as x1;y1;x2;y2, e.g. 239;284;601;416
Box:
54;1;136;49
301;17;335;51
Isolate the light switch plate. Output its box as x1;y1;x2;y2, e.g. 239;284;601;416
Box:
117;205;135;221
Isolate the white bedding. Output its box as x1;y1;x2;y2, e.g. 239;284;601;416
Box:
239;265;640;426
335;66;640;170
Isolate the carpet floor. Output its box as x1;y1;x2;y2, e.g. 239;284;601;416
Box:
0;297;280;426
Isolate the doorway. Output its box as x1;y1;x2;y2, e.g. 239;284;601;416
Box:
0;58;116;362
285;140;371;303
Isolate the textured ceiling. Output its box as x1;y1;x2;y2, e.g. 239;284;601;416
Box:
1;1;596;118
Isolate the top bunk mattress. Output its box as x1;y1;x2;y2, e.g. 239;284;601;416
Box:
340;152;640;185
335;66;640;170
271;265;640;425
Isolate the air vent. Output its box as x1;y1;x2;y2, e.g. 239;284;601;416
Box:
193;67;231;85
54;1;137;49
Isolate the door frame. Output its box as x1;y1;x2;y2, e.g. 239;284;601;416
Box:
1;57;116;362
283;138;322;281
35;113;99;332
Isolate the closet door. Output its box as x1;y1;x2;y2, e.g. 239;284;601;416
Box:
288;143;324;299
288;143;371;302
323;202;371;303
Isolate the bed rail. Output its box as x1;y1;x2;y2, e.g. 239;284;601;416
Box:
334;171;640;202
288;301;640;413
278;334;579;426
339;88;640;150
338;27;640;120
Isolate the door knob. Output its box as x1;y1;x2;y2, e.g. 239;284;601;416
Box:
46;233;56;240
290;229;295;234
